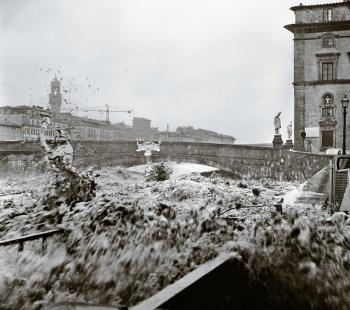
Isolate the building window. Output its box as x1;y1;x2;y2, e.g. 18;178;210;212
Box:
323;9;332;22
322;107;334;117
316;53;340;81
322;62;334;80
323;37;334;48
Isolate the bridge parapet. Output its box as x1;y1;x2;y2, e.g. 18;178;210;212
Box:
0;141;330;181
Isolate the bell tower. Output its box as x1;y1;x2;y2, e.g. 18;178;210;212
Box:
49;75;62;113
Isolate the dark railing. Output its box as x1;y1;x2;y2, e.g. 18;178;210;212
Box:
0;229;65;252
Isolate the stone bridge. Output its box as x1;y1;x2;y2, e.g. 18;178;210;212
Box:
0;141;331;181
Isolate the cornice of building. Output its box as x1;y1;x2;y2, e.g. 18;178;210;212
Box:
221;135;236;140
293;79;350;86
0;121;21;127
291;2;350;11
285;20;350;33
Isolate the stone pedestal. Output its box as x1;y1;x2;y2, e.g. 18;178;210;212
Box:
272;135;283;149
283;139;294;150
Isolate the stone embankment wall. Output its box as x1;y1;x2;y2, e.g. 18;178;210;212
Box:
0;141;330;181
0;142;44;175
282;150;331;181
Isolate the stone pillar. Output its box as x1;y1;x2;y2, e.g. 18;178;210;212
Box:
272;135;283;149
283;139;294;150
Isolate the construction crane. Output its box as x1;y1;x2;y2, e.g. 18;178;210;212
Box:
61;105;132;122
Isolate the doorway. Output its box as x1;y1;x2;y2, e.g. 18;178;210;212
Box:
322;130;334;148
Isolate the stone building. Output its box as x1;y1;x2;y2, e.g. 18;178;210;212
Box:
0;105;68;141
158;126;236;144
0;120;22;141
0;76;136;142
285;0;350;151
0;76;236;143
132;117;152;141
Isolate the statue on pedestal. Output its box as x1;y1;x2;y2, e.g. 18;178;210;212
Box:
287;121;293;140
274;112;281;135
284;121;294;150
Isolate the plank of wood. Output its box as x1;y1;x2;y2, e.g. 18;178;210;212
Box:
130;253;237;310
0;229;65;246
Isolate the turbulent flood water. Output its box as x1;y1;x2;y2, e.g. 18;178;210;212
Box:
0;164;349;309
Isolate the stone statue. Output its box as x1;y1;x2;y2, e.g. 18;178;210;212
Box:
287;121;293;140
274;112;281;135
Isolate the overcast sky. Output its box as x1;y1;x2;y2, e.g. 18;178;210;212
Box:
0;0;335;143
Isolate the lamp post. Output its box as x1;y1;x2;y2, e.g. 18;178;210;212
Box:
341;94;349;155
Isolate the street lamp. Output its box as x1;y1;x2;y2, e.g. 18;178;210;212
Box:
341;94;349;155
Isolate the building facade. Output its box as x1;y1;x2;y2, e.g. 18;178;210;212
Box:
157;126;236;144
285;0;350;152
132;117;152;141
0;105;68;141
0;76;236;144
0;121;22;141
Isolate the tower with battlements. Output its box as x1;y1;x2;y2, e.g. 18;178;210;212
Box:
49;75;62;113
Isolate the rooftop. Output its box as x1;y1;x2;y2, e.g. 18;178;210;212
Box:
291;1;350;11
0;105;46;111
133;117;151;121
0;121;21;127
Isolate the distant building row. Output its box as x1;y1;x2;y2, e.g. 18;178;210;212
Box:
0;76;236;144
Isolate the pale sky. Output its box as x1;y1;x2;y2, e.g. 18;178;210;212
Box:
0;0;336;143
